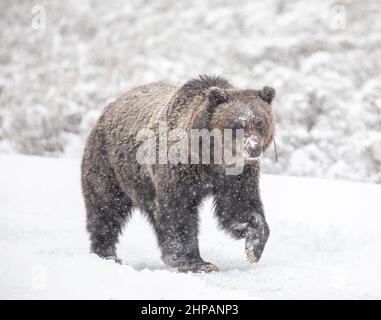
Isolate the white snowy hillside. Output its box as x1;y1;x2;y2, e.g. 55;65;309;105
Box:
1;153;380;299
1;0;381;183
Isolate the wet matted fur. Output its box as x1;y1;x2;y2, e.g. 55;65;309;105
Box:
81;75;275;272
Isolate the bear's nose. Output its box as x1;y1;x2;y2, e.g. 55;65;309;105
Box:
243;137;262;160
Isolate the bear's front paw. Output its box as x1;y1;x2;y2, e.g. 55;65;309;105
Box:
245;223;270;263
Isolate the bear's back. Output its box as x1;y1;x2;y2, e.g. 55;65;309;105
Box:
100;81;178;136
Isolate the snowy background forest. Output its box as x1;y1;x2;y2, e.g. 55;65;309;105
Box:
1;0;381;182
1;0;381;300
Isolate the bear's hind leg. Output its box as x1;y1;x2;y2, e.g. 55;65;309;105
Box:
82;158;133;263
86;189;132;263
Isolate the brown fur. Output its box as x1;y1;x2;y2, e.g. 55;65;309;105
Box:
81;75;275;272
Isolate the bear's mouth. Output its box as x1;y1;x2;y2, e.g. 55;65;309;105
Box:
243;151;263;161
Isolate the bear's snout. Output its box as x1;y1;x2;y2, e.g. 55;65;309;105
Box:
243;136;262;160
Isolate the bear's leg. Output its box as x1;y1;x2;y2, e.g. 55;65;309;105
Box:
213;193;269;263
82;159;132;263
86;189;132;263
154;199;218;273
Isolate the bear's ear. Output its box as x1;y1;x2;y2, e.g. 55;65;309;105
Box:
207;86;227;107
259;86;275;104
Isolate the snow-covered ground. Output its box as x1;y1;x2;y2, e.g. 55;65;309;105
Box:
0;153;380;299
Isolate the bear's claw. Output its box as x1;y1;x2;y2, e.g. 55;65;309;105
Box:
246;249;258;264
178;261;219;273
245;237;261;264
199;262;220;273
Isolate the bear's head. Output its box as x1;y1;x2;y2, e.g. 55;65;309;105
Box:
190;77;275;169
208;86;275;161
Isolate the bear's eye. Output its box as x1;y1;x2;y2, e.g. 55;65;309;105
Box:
231;119;244;130
232;123;244;130
255;119;265;133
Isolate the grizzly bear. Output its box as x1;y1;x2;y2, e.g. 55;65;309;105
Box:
81;75;275;272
